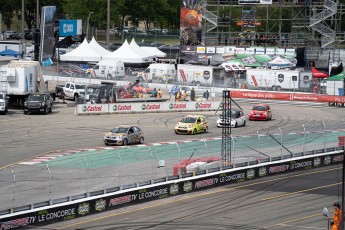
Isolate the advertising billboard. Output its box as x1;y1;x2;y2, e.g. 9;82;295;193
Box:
59;20;82;37
39;6;57;62
180;0;202;46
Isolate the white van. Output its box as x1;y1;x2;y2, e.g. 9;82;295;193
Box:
138;63;176;83
90;60;125;79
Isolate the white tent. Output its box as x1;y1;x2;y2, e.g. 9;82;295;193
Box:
60;39;101;62
267;56;292;67
129;38;154;60
102;39;149;63
141;46;167;58
89;37;111;56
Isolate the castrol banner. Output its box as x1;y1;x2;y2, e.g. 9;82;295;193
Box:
76;101;221;115
230;90;345;103
77;104;109;114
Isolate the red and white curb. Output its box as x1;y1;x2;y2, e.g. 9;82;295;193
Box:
18;137;223;166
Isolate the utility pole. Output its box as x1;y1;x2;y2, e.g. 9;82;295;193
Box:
21;0;25;44
36;0;39;27
107;0;110;49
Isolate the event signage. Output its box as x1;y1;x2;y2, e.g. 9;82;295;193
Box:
230;90;345;103
59;20;82;37
0;153;343;228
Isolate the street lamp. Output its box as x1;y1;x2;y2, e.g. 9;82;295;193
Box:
86;12;94;41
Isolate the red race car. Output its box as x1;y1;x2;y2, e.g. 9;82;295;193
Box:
248;104;272;121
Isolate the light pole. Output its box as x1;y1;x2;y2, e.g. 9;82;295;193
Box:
86;12;94;41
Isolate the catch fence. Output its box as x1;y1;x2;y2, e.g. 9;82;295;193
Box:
0;121;344;214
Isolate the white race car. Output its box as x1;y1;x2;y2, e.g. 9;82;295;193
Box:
216;109;246;128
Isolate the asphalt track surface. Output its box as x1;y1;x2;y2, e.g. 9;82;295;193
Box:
1;99;345;229
46;165;343;230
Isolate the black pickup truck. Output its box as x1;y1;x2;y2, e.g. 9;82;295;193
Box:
24;93;53;115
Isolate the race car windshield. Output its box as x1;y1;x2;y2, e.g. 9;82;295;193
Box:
222;110;237;118
181;117;196;123
112;127;129;133
253;106;268;111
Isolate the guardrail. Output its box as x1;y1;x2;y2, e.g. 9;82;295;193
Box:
0;147;343;229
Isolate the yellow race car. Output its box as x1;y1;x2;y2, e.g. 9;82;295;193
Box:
175;115;208;135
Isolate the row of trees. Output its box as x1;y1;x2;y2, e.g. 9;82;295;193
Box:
0;0;181;33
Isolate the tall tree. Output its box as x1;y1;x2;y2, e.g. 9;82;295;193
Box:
0;0;16;30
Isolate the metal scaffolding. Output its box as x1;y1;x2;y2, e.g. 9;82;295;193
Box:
200;0;345;49
221;90;232;164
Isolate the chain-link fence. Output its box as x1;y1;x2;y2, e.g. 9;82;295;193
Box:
1;122;345;214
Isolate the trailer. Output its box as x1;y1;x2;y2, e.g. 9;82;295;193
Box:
0;60;48;107
246;69;312;91
177;64;226;86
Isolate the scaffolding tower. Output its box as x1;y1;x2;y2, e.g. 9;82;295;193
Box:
200;0;345;50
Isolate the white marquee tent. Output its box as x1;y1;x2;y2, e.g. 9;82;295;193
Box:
129;38;154;60
60;39;101;62
267;56;292;68
89;37;111;56
102;39;150;63
141;46;167;58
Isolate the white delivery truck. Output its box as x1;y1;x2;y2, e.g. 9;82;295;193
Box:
177;64;226;85
137;63;176;83
0;60;48;107
246;69;312;91
90;60;125;79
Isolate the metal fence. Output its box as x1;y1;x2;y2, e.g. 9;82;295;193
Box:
1;122;345;214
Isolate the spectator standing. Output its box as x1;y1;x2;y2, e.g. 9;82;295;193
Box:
190;88;195;101
313;84;318;94
151;88;158;97
175;90;181;102
138;90;143;98
157;88;163;98
182;90;188;101
331;203;342;230
203;90;209;100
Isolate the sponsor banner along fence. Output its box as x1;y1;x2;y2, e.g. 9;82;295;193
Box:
76;101;220;115
0;150;343;229
76;91;345;115
230;90;345;103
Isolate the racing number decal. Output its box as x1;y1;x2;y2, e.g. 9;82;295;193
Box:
202;122;207;129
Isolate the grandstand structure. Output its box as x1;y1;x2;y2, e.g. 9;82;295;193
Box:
199;0;345;65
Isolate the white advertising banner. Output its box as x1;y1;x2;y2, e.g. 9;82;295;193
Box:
76;101;222;115
224;46;236;54
206;47;216;54
275;48;285;56
77;104;109;114
196;47;206;53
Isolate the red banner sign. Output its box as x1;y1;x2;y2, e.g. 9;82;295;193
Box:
230;90;345;103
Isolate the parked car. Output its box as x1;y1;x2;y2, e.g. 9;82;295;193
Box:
2;30;18;39
175;115;208;135
24;31;33;40
24;93;53;115
104;125;144;146
9;33;22;40
217;109;246;128
248;104;272;121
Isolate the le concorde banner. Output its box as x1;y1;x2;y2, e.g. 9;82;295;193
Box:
0;152;343;229
238;0;272;4
230;90;345;103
